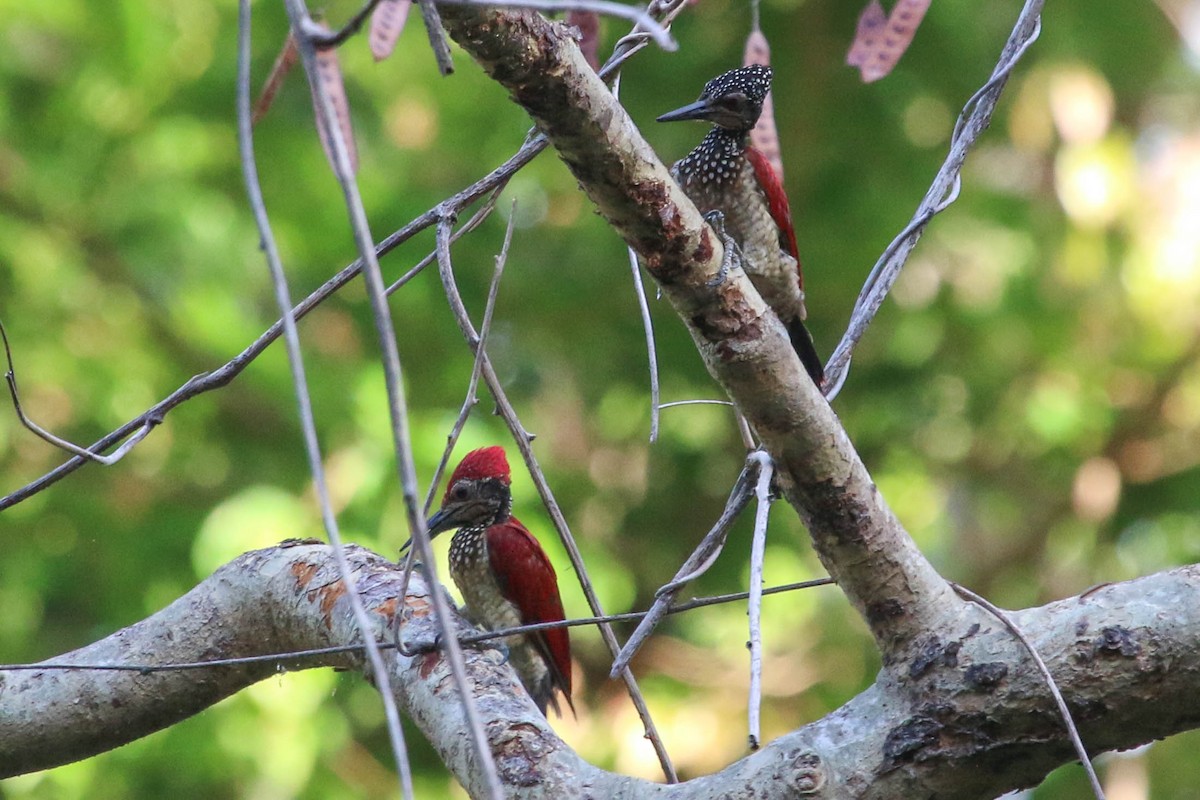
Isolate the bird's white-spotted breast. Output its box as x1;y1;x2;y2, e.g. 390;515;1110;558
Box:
448;527;553;703
671;135;806;327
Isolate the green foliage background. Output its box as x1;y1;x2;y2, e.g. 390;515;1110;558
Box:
2;0;1199;797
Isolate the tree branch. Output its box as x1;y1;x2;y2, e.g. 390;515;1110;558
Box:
4;543;1200;798
436;4;959;656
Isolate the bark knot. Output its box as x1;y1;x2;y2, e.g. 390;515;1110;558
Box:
1095;626;1140;658
494;723;557;787
883;716;942;764
783;750;825;793
964;661;1008;691
909;636;961;679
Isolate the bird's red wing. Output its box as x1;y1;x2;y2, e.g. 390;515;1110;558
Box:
745;145;803;289
486;518;574;710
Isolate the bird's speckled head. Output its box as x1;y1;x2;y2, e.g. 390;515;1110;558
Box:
657;65;773;131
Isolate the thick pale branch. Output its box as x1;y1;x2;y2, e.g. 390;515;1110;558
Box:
436;5;958;653
0;541;353;776
4;544;1200;799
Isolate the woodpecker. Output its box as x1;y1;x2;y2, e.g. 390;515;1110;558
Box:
427;446;574;717
658;64;824;386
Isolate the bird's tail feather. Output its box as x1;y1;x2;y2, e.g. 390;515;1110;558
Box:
788;318;825;388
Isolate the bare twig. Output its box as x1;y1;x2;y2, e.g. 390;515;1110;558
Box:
399;189;509;629
735;413;756;451
311;0;385;47
657;396;757;451
437;0;676;51
823;1;1043;399
0;136;548;512
951;582;1106;800
386;181;510;298
284;3;504;797
627;249;662;442
2;319;155;466
462;576;835;642
236;5;414;795
598;0;690;81
397;204;515;636
417;0;456;75
611;458;758;676
657;399;734;409
746;450;773;751
424;203;516;515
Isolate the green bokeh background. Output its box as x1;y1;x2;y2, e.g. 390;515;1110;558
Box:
2;0;1199;797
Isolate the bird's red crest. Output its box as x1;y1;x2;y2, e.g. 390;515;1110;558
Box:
444;446;511;499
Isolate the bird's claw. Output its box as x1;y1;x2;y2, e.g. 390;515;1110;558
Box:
702;210;743;287
463;633;510;664
703;209;727;234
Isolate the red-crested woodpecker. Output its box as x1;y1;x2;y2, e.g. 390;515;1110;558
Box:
428;446;574;717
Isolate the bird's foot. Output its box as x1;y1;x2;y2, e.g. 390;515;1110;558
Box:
702;210;743;287
461;631;511;664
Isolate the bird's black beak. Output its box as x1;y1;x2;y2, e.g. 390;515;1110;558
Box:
657;98;717;124
398;507;454;558
426;505;459;537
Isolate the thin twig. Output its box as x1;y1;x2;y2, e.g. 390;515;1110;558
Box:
399;192;509;629
417;0;456;75
424;203;517;516
284;4;504;797
657;399;734;409
951;582;1106;800
311;0;384;47
0;577;835;674
627;249;661;442
0;137;548;512
597;0;690;81
385;185;507;298
823;3;1043;400
396;206;517;639
735;412;756;451
236;5;414;795
745;450;773;751
612;459;758;676
437;0;676;51
434;223;679;782
1;319;155;466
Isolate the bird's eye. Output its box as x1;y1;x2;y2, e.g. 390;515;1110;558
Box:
451;484;470;501
717;92;749;111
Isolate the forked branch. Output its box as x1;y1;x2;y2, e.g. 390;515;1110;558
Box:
437;2;959;658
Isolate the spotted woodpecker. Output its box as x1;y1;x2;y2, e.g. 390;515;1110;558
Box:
659;65;824;385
